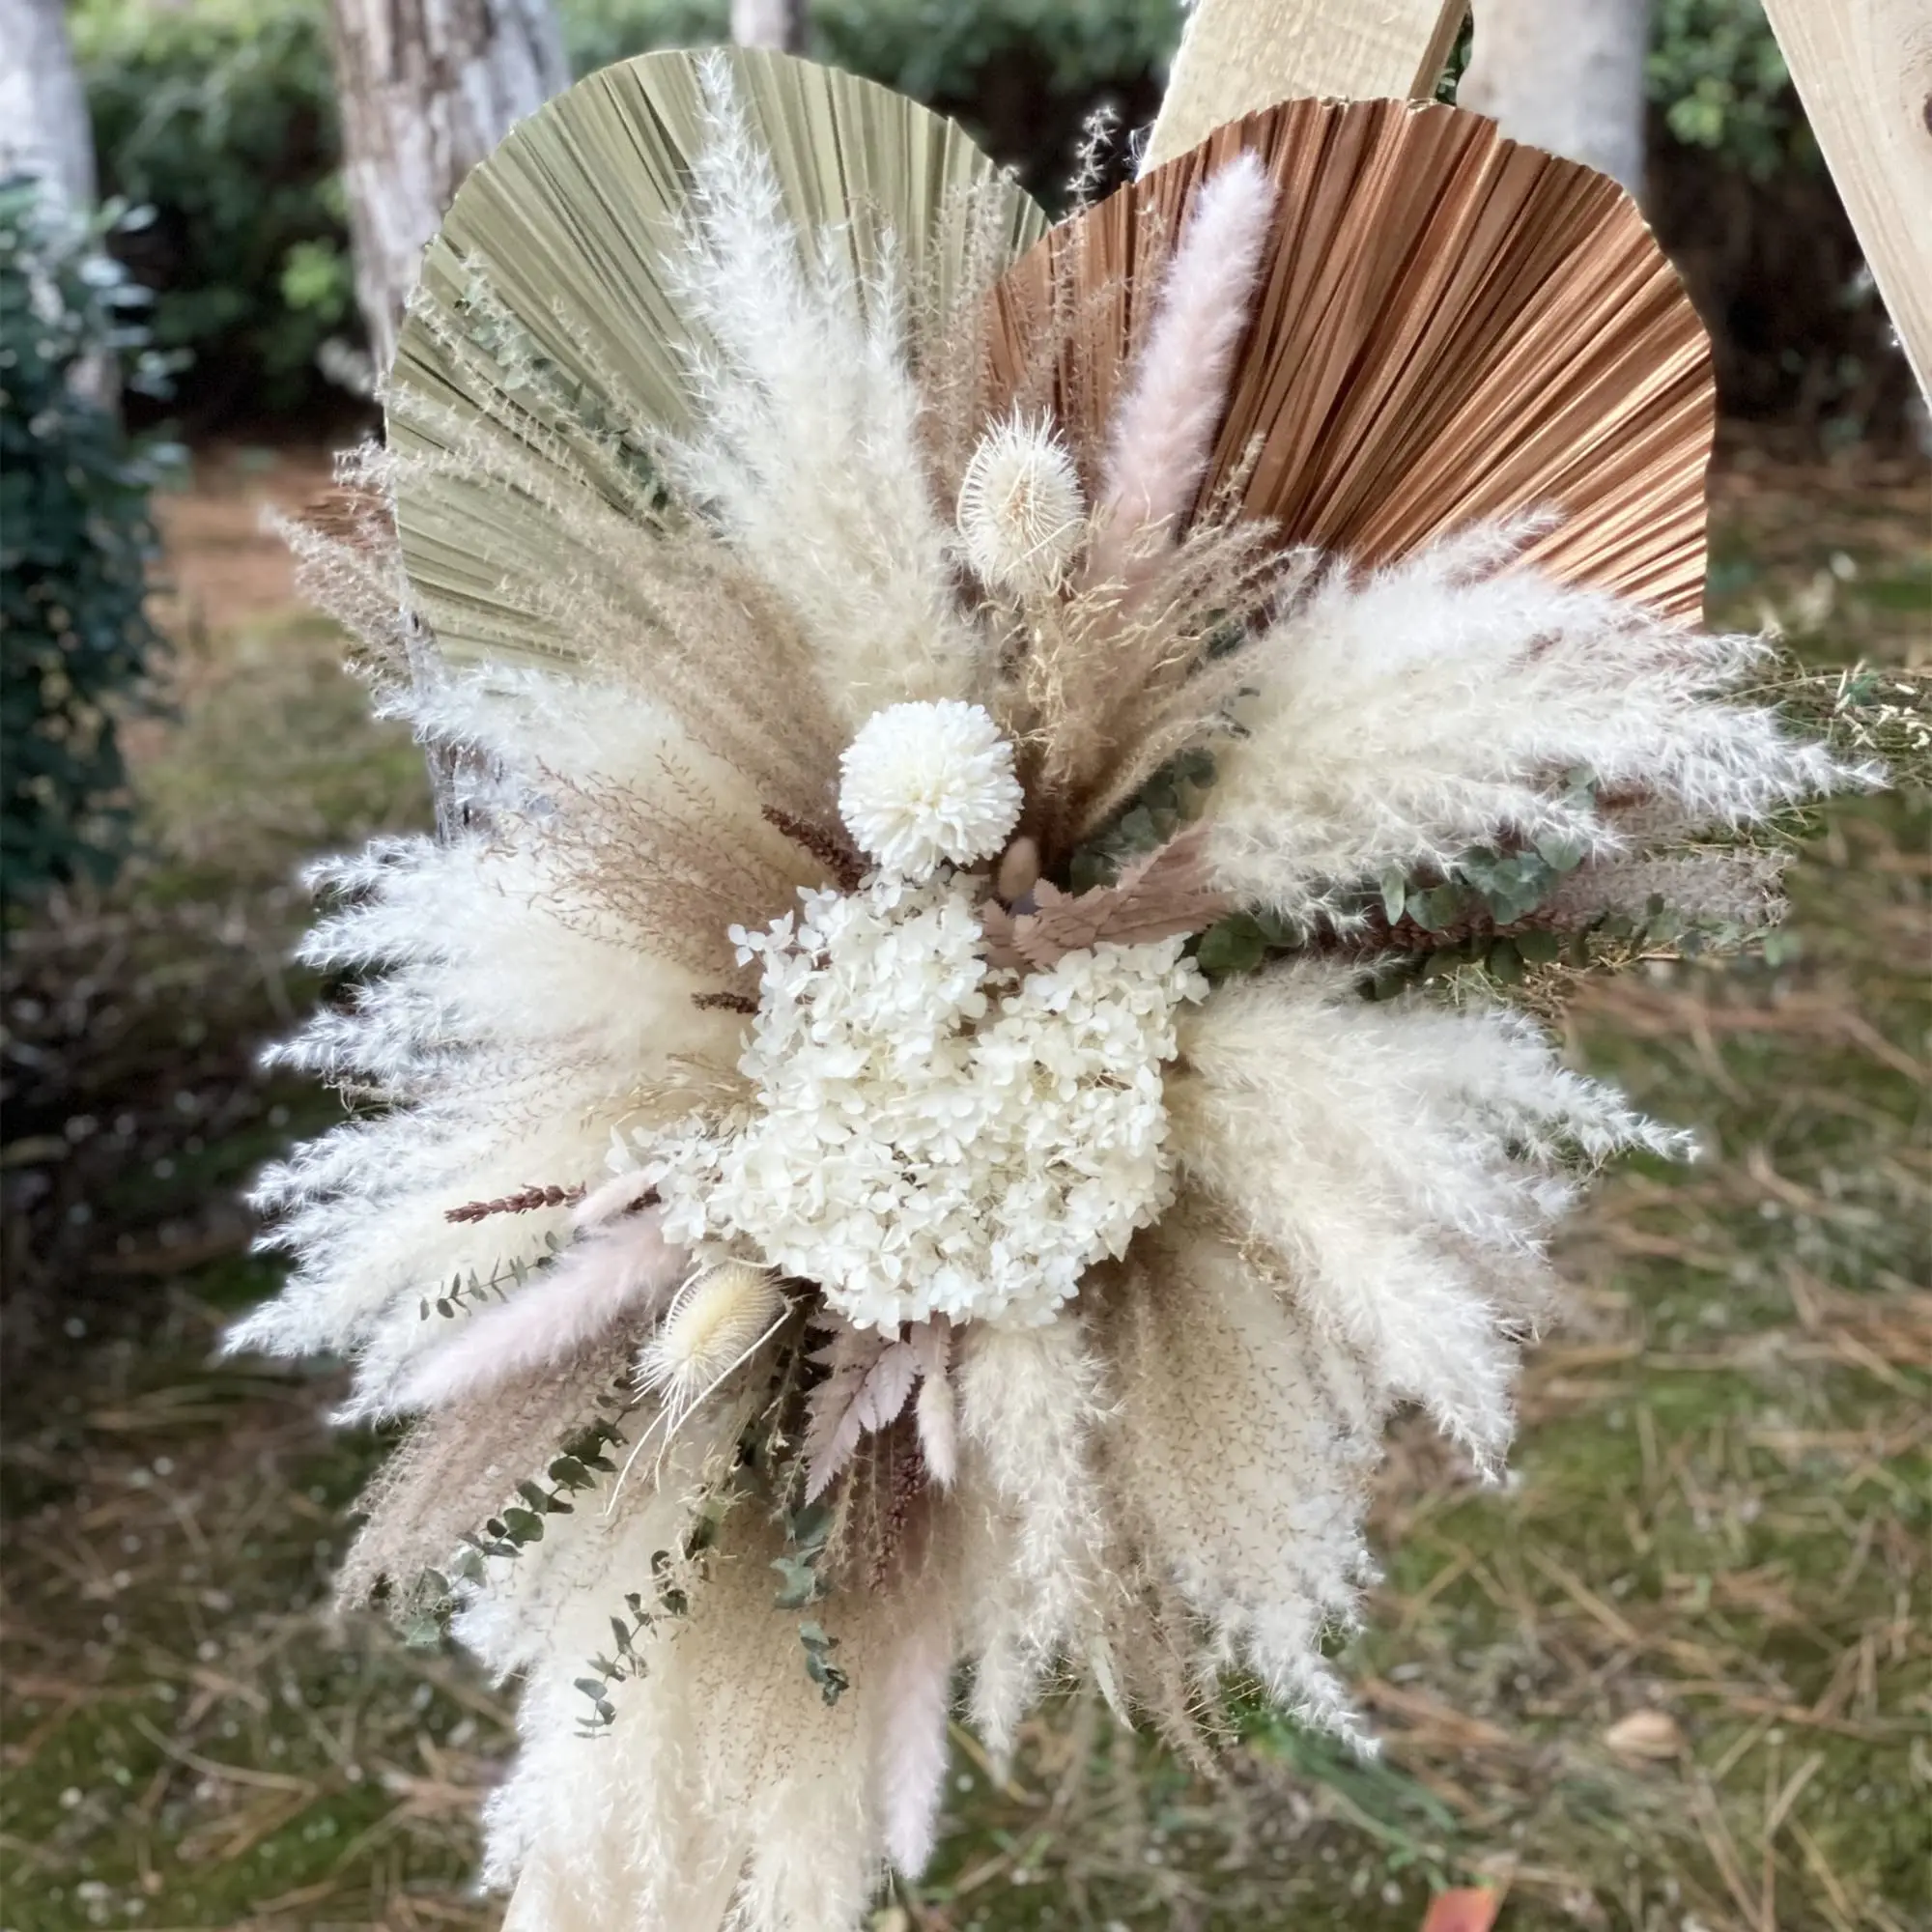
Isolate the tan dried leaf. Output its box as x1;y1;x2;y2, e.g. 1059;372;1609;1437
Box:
1603;1709;1684;1761
803;1325;921;1501
986;824;1231;972
978;900;1032;973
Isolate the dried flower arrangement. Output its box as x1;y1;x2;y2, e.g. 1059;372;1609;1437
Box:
234;48;1885;1932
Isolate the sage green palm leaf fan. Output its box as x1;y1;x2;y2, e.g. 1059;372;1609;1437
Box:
387;48;1047;670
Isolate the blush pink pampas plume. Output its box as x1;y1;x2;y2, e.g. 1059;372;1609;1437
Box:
1087;152;1276;586
873;1602;956;1877
397;1196;683;1412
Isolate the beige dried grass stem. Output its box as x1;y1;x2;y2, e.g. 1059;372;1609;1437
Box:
338;1338;639;1609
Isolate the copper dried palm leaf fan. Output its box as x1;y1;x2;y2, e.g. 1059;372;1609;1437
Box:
986;97;1716;621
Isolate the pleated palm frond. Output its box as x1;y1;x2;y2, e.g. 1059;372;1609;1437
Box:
391;46;1048;669
986;96;1715;621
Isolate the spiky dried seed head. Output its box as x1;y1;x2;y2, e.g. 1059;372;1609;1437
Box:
637;1261;783;1414
956;412;1086;597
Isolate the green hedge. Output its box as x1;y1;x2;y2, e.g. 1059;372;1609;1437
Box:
1;182;176;910
71;0;1892;435
75;0;348;421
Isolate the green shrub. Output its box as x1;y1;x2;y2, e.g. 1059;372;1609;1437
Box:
558;0;1182;199
73;0;347;421
1647;0;1803;179
0;181;177;911
72;0;1181;418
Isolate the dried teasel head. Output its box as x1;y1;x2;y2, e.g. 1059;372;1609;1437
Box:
636;1260;784;1419
955;412;1086;597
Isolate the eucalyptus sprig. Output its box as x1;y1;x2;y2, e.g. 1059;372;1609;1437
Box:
417;1233;561;1321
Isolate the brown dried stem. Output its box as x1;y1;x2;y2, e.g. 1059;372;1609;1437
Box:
444;1183;588;1225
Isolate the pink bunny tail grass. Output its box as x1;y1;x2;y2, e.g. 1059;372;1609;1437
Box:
1088;151;1276;587
875;1605;956;1878
397;1207;683;1411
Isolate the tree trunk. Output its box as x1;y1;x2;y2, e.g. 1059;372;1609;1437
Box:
328;0;571;382
328;0;567;838
0;0;98;213
731;0;810;53
1460;0;1652;199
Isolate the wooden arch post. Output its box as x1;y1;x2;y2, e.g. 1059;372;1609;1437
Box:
1756;1;1932;398
1145;0;1465;165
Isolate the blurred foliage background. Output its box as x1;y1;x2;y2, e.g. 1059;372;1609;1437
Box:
70;0;1919;444
0;182;179;912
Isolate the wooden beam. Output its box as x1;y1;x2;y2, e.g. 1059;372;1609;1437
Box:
1145;0;1466;169
1758;0;1932;397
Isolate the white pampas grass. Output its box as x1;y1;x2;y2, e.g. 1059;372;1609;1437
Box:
1543;846;1791;930
1088;152;1276;586
1202;526;1877;923
1168;962;1686;1461
228;732;763;1414
957;412;1087;596
872;1602;955;1877
1100;1213;1378;1741
957;1321;1112;1756
663;56;980;729
911;1319;958;1489
396;1207;683;1412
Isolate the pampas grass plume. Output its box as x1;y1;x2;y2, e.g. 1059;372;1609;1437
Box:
397;1207;683;1412
875;1605;955;1876
1089;152;1275;584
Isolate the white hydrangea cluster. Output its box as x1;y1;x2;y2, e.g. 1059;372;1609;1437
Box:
644;874;1204;1329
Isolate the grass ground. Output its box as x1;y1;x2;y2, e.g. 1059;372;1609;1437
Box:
1;438;1926;1932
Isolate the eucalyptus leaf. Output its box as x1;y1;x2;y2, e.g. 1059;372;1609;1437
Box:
1196;913;1267;977
771;1554;820;1609
1407;884;1468;933
1534;831;1589;872
502;1507;545;1545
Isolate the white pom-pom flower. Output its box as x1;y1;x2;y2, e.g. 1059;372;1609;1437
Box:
956;412;1086;596
838;700;1024;883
